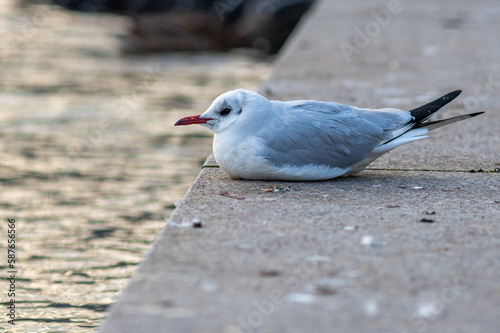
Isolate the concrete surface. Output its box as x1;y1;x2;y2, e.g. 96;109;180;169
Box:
100;1;500;332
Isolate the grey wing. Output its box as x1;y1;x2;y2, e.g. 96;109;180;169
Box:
258;101;412;169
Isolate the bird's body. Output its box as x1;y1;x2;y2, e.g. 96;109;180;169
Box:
175;89;483;181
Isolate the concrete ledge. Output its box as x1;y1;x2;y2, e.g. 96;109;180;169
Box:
100;167;500;333
100;1;500;332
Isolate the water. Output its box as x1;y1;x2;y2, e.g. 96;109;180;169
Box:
0;2;271;332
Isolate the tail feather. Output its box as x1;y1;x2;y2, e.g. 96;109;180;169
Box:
415;111;485;131
410;90;462;125
381;90;484;146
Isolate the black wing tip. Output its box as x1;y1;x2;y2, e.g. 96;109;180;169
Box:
410;89;464;124
440;89;462;102
469;111;485;117
415;111;485;130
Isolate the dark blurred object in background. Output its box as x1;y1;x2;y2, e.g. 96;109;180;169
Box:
42;0;315;54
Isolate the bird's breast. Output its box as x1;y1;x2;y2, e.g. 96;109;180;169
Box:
213;133;266;179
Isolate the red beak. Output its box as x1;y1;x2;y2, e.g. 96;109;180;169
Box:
174;115;213;126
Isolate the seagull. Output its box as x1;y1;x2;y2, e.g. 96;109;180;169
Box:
175;89;483;181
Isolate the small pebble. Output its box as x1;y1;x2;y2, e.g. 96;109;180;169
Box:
285;293;315;303
360;235;375;246
199;280;218;293
192;218;203;228
364;299;379;318
259;269;281;277
344;226;359;231
416;301;444;319
306;255;330;262
314;277;351;295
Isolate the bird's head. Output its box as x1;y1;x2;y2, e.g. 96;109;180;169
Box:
174;89;271;133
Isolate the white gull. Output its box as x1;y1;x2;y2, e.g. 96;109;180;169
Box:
175;89;482;181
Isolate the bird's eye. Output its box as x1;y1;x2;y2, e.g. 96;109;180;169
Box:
220;107;231;116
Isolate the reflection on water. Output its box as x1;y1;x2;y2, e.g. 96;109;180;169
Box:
0;2;271;332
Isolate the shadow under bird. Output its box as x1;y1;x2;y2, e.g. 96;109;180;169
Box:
175;90;483;181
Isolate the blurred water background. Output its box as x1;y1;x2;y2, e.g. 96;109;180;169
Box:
0;1;271;331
